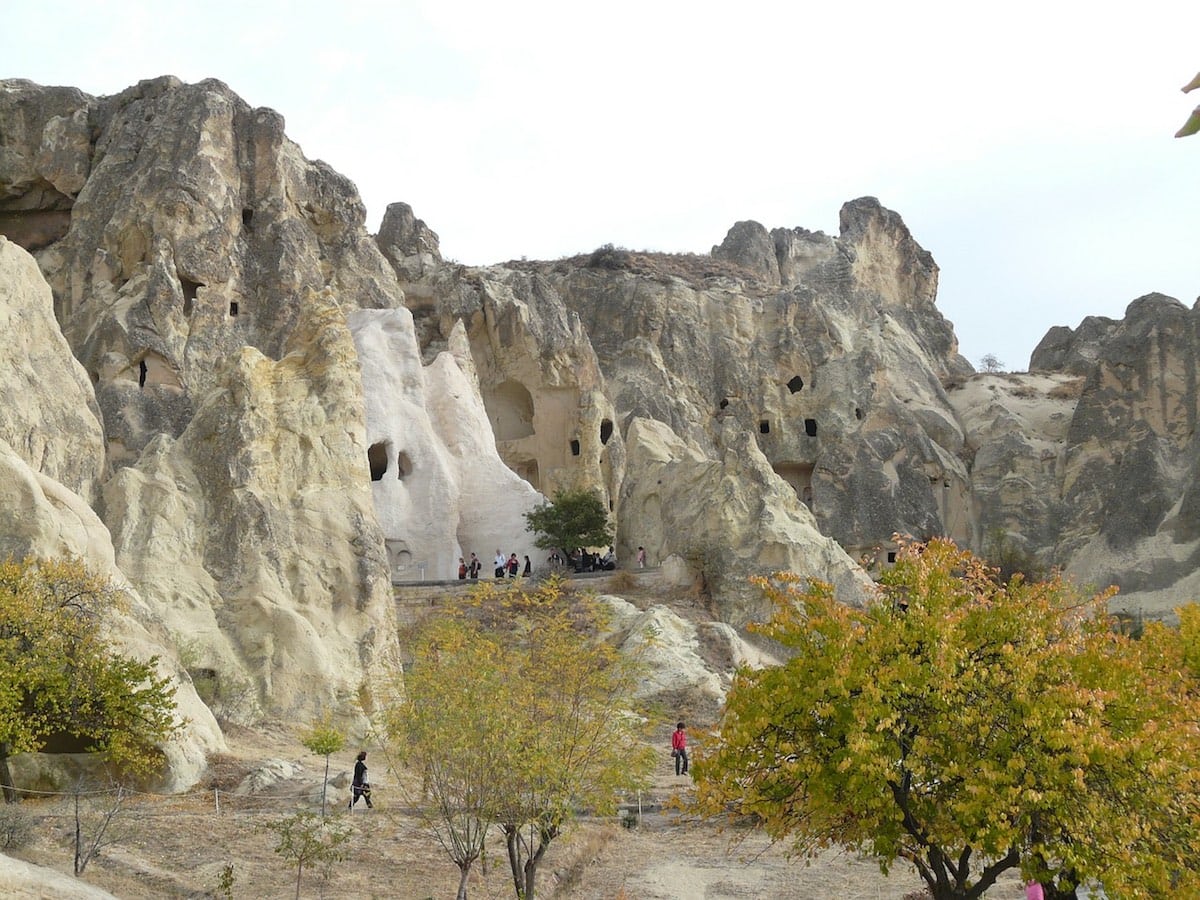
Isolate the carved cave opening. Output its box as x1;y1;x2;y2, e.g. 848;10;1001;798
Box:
855;407;864;420
512;459;541;490
230;301;240;317
368;441;391;481
488;379;536;442
804;418;818;437
180;277;202;306
787;375;805;393
397;450;413;479
570;439;581;457
774;462;814;508
600;419;614;445
242;208;254;227
759;420;770;434
138;360;147;388
719;398;729;410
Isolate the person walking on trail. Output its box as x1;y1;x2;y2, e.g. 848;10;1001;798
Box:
469;552;481;579
494;550;506;579
350;750;373;809
637;546;647;568
671;722;689;776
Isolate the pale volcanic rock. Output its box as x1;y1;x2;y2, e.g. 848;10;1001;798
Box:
0;852;119;899
2;76;402;467
0;238;105;500
620;417;872;626
548;200;973;567
1052;294;1200;615
945;372;1080;565
0;439;223;792
104;292;396;724
349;307;544;580
598;594;783;716
1;77;403;730
427;265;624;506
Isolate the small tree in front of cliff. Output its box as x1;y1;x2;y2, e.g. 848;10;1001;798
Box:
299;716;344;819
264;811;352;900
523;488;613;556
692;539;1200;899
0;556;180;804
382;577;654;900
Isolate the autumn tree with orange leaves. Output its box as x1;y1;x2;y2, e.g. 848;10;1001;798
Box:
693;539;1200;900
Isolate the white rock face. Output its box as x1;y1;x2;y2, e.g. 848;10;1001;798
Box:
104;295;397;724
350;309;544;580
0;237;104;501
620;416;873;625
0;439;223;792
599;594;782;716
0;852;118;899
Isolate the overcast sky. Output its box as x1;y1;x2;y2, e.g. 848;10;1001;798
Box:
5;1;1198;370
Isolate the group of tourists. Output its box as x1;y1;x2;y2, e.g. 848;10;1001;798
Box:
454;550;531;580
453;544;651;580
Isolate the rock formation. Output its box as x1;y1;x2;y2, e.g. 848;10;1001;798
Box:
0;77;403;767
3;72;1200;798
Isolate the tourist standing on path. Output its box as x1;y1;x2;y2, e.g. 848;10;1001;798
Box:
637;546;646;568
671;722;689;776
457;557;467;580
469;552;481;579
494;550;506;579
507;553;520;578
350;751;373;808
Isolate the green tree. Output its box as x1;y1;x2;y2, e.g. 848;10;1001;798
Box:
299;716;345;819
692;539;1200;900
383;618;513;900
0;556;180;802
382;576;654;900
264;811;352;900
523;488;613;555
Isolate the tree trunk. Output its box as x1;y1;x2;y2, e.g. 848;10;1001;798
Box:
457;861;472;900
0;745;15;804
320;755;330;818
295;859;303;900
523;857;537;900
504;825;524;899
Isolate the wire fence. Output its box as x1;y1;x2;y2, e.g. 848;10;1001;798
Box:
5;780;387;818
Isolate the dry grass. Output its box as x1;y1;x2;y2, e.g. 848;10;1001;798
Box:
1048;377;1086;400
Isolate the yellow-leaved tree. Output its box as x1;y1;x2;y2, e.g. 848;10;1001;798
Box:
692;538;1200;900
0;556;180;803
381;576;655;900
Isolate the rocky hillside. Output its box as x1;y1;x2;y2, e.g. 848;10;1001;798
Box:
2;75;1197;789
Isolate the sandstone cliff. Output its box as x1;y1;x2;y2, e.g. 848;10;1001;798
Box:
3;74;1199;795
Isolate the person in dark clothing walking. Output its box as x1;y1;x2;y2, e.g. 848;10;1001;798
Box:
350;750;373;808
523;555;532;576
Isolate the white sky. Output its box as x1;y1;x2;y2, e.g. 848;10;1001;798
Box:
5;0;1199;370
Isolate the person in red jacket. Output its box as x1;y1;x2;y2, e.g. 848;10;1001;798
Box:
671;722;689;776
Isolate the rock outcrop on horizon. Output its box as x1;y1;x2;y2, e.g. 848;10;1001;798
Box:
3;74;1200;793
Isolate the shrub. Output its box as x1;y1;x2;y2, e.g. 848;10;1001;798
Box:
586;243;631;270
0;803;33;849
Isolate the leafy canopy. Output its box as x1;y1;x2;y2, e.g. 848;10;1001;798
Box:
692;539;1200;900
0;556;180;798
382;576;654;900
523;488;612;553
